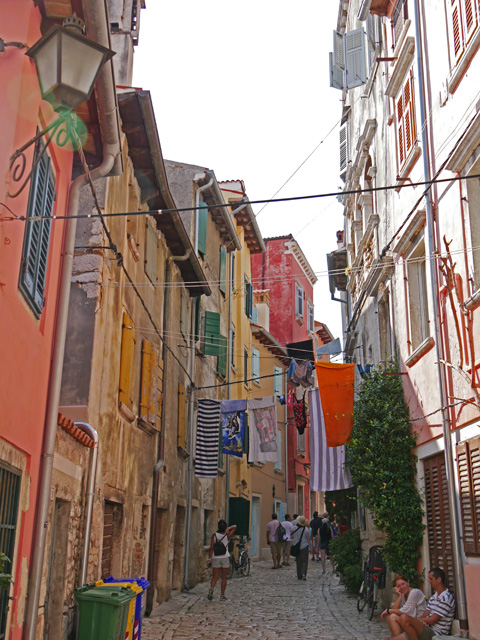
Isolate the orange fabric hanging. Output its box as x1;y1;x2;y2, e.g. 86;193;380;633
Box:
314;361;355;447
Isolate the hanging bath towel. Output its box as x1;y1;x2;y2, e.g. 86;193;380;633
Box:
195;399;221;478
221;399;247;457
308;388;353;491
247;396;278;464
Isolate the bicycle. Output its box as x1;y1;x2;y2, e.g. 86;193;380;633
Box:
357;545;386;620
227;536;251;578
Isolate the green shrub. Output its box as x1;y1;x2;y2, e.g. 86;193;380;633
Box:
0;553;13;591
330;528;363;592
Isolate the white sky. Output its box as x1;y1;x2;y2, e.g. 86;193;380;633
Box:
133;1;344;341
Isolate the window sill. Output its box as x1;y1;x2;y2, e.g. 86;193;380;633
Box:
295;315;304;326
118;401;135;423
177;445;190;460
449;27;480;94
405;336;435;368
137;417;158;435
396;144;421;190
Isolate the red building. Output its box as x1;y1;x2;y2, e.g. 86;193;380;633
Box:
0;2;118;638
251;235;319;518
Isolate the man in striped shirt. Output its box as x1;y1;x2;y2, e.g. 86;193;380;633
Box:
393;568;455;640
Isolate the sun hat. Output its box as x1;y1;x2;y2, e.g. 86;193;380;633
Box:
296;515;307;527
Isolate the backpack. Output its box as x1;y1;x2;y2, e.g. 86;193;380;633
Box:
213;533;227;556
276;523;286;542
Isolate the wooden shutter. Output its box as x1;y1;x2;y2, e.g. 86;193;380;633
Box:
157;354;163;427
345;28;367;89
219;246;227;295
177;382;186;448
424;454;455;591
119;312;136;408
203;311;221;356
244;280;253;318
464;0;479;43
397;70;416;169
197;200;208;256
140;339;160;424
216;334;227;377
228;497;250;536
457;438;480;555
451;0;465;63
144;220;158;283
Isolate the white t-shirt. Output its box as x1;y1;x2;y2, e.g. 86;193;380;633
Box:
212;532;230;559
399;588;427;618
282;520;295;541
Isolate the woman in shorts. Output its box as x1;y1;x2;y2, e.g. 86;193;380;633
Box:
207;520;237;601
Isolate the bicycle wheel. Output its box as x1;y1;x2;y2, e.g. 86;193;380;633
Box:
227;557;235;579
367;581;378;620
357;581;368;612
239;552;250;576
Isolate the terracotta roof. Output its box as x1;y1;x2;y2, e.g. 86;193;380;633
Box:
58;413;95;448
250;323;289;365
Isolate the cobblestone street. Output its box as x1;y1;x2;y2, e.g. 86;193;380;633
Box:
142;560;386;640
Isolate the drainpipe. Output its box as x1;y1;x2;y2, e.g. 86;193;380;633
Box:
23;4;121;637
145;258;171;616
413;0;468;627
75;422;99;586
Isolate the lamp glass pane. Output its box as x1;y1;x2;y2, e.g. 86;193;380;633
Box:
34;33;59;96
60;32;105;97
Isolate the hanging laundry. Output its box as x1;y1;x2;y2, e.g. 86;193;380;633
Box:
195;399;221;478
314;361;355;447
221;399;246;457
308;388;353;491
287;359;299;386
286;391;293;407
292;392;307;435
247;396;278;464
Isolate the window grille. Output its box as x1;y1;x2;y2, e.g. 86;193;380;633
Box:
0;463;21;640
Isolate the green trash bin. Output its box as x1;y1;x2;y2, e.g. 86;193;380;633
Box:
74;583;136;640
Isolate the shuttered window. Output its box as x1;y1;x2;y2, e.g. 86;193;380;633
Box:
19;143;55;317
197;199;208;257
229;497;250;536
244;277;253;318
396;69;417;170
251;348;260;384
274;365;283;397
203;311;221;356
177;382;186;448
450;0;479;65
219;246;227;296
216;334;227;378
140;339;162;428
457;437;480;555
424;454;455;591
295;283;304;317
144;220;158;283
119;312;136;408
274;430;282;472
0;463;21;639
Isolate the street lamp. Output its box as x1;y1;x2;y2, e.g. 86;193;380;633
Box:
26;15;115;112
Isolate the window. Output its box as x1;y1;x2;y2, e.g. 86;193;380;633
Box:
274;430;283;472
307;302;314;333
180;289;189;339
297;429;305;453
244;276;253;318
244;348;249;386
273;365;283;397
144;219;158;283
457;437;480;555
216;335;227;378
177;381;186;448
194;297;201;342
19;142;55;316
203;311;221;355
396;69;417;170
330;28;368;90
197;198;208;257
119;311;136;409
391;0;409;49
366;13;382;68
449;0;479;66
295;283;304;318
297;484;304;516
251;347;260;384
139;339;162;428
339;121;350;181
219;246;227;296
407;238;429;350
378;289;394;362
0;462;21;638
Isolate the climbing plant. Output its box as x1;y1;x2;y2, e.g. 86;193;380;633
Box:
325;486;357;527
346;363;424;583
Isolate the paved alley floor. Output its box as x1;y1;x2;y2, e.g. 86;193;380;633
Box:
142;559;387;640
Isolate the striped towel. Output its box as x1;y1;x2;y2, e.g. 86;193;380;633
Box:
195;399;221;478
308;388;353;491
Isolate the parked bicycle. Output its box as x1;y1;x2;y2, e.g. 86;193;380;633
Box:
227;536;250;578
357;545;386;620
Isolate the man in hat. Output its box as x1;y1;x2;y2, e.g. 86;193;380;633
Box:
292;515;311;580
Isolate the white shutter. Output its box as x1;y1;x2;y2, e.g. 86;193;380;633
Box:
345;28;367;89
330;52;344;90
339;123;349;171
333;30;345;70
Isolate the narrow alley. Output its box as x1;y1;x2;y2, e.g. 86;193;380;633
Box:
142;560;385;640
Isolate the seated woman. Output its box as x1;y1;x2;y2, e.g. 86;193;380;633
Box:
381;574;427;640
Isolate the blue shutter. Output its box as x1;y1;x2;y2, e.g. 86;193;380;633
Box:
251;348;260;383
204;311;221;356
198;199;208;256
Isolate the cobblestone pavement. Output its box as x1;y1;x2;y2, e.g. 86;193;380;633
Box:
141;559;387;640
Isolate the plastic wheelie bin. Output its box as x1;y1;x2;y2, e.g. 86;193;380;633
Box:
74;583;136;640
103;576;151;640
95;581;142;640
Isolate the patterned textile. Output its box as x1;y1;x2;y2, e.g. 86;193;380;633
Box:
247;396;278;463
293;392;307;434
314;361;355;447
308;388;353;491
195;399;221;478
221;399;246;457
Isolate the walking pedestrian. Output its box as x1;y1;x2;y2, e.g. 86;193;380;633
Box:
266;513;283;569
309;511;322;561
319;518;335;574
292;515;310;580
281;514;294;566
207;520;237;601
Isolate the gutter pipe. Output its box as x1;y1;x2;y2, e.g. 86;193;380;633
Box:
413;0;468;627
75;422;99;586
23;3;121;638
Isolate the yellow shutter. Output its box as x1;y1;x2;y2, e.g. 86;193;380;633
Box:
177;382;186;448
157;352;163;428
119;311;135;408
140;339;154;421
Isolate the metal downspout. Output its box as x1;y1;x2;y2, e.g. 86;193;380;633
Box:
413;0;468;626
75;422;99;586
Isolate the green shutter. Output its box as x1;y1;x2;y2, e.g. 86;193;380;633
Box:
229;497;250;536
198;199;208;256
204;311;221;356
245;281;253;318
219;245;227;295
217;334;227;377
